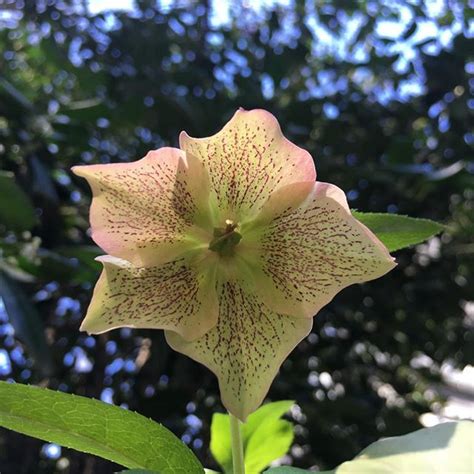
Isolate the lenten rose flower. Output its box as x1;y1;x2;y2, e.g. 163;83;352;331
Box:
73;109;396;421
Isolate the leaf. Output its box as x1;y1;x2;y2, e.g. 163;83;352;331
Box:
117;471;160;474
0;382;204;474
352;212;444;252
210;414;233;474
28;155;59;204
244;418;294;474
243;400;294;443
0;271;54;376
63;98;109;122
265;421;473;473
0;259;36;283
57;245;102;284
0;77;34;110
402;21;417;40
210;401;294;474
388;161;466;181
12;245;102;285
336;421;473;473
0;171;37;231
264;469;308;474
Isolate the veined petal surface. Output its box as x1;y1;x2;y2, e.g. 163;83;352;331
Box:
165;280;312;421
246;182;396;318
81;255;218;341
73;109;398;421
72;148;213;267
179;109;315;222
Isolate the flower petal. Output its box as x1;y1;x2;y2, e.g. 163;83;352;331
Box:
80;255;218;341
180;109;315;222
165;281;312;421
246;182;396;318
72;148;214;267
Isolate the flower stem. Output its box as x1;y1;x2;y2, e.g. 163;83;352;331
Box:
229;413;245;474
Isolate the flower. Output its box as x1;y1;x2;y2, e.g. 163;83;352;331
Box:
73;109;396;420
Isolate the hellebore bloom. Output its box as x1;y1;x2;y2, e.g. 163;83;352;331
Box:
73;109;396;421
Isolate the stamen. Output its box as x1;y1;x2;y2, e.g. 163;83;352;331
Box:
209;219;242;256
225;219;237;233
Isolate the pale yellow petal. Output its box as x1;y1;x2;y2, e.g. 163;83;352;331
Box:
246;182;396;318
80;254;218;341
180;109;316;222
72;148;214;267
165;281;312;421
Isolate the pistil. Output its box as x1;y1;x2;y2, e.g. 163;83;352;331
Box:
209;220;242;256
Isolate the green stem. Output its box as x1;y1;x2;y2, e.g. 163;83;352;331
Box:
229;413;245;474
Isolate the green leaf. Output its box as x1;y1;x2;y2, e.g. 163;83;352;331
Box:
57;245;102;284
402;21;417;40
265;421;473;473
264;469;307;474
0;171;37;231
0;271;54;376
210;414;233;474
210;401;294;474
352;212;444;252
243;400;294;443
244;418;294;474
28;155;59;204
117;471;160;474
0;77;34;110
335;421;473;473
0;382;204;474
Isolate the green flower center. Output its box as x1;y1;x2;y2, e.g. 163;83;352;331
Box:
209;219;242;257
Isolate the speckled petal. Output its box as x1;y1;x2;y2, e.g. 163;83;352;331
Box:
180;109;315;222
246;182;396;318
165;281;312;421
80;255;218;341
72;148;214;267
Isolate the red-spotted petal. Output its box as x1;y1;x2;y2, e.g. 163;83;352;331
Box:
244;182;396;318
72;148;214;267
80;255;218;341
179;109;315;222
165;280;312;421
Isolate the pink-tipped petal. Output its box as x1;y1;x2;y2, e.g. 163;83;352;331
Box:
165;280;312;421
247;182;396;318
180;109;316;221
72;148;213;267
80;255;218;341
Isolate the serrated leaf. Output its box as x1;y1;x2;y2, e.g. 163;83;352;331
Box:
210;401;294;474
265;421;473;473
0;171;36;231
0;382;203;474
352;212;444;252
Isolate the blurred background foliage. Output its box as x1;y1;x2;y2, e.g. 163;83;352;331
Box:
0;0;473;472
